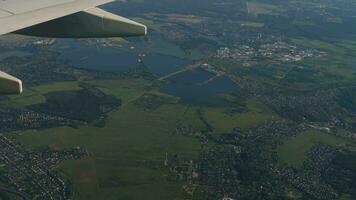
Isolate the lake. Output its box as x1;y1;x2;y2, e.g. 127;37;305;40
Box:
60;40;191;75
144;54;191;76
161;70;238;106
60;41;140;72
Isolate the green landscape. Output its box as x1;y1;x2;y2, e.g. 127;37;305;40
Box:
13;80;201;199
277;130;356;168
1;0;356;199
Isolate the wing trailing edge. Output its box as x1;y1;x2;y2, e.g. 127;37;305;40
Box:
0;0;115;36
16;8;147;38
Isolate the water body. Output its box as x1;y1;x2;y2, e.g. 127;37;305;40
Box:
61;44;140;72
144;54;191;76
60;40;190;74
161;74;238;106
0;51;32;61
147;39;187;57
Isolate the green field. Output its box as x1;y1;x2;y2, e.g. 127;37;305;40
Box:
277;130;356;168
14;79;203;200
32;81;82;94
0;81;81;108
88;79;150;105
279;38;356;90
178;106;207;131
203;98;277;133
339;194;353;200
145;13;207;25
246;1;284;16
292;38;347;55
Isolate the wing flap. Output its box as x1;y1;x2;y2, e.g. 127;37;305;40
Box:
16;8;147;38
85;7;147;37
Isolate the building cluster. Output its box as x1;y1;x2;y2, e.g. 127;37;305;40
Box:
0;134;87;199
0;109;76;133
274;145;339;200
32;39;56;46
216;41;327;63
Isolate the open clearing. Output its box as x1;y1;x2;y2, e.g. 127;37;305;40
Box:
246;2;283;16
203;98;277;133
277;130;356;168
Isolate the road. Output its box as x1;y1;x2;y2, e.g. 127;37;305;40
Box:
157;62;202;81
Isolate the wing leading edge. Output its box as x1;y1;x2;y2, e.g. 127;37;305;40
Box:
0;0;147;95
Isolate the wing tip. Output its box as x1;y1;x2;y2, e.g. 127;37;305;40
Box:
0;71;23;95
18;79;23;94
144;24;148;36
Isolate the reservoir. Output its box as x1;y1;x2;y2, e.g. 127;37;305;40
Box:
161;72;238;106
60;42;140;72
144;54;191;76
60;40;191;75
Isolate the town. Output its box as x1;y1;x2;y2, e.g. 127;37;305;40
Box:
216;41;327;64
0;134;87;199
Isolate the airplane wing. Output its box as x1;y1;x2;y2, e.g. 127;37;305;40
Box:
0;0;147;95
